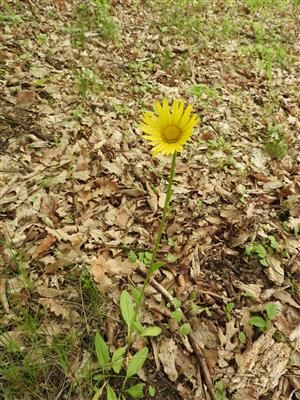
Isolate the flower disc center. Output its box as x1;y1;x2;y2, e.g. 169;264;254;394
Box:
163;125;181;143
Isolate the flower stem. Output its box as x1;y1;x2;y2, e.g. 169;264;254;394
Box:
134;151;177;321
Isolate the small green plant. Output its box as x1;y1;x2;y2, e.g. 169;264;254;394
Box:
220;16;236;39
93;290;161;399
40;175;55;189
248;303;277;331
188;83;220;107
72;107;85;120
37;33;47;44
245;243;268;266
238;331;247;343
0;4;23;24
224;302;235;321
75;67;103;99
265;138;288;160
206;136;232;153
71;0;117;48
244;0;287;10
215;380;228;400
263;123;288;159
245;235;280;266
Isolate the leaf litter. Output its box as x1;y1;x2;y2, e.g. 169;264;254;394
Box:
0;0;300;399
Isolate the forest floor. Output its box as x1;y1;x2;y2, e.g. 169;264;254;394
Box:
1;0;300;399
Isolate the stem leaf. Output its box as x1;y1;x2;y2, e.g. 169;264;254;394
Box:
120;290;135;332
149;262;164;274
107;384;118;400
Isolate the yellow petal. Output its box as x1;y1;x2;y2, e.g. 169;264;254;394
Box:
153;101;168;125
179;104;192;129
172;100;185;125
140;124;160;136
182;114;199;132
162;98;171;124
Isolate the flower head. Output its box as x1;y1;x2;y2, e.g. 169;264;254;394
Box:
140;98;199;156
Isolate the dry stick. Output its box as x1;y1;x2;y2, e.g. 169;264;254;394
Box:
151;278;215;400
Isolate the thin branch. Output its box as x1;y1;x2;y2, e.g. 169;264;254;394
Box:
151;277;215;400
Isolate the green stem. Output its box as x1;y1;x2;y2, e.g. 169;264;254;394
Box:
133;151;177;322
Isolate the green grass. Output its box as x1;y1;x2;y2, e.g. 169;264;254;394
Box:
0;261;105;399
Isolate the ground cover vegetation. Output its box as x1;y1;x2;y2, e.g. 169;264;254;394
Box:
0;0;300;399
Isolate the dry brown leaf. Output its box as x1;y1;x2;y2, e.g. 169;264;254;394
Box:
233;328;291;397
32;235;56;259
38;298;80;321
0;278;9;313
265;255;284;285
146;181;158;213
158;338;178;382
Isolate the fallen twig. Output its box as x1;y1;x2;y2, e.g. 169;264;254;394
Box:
151;278;215;400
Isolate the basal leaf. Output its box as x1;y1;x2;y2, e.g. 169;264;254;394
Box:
248;316;266;329
140;326;161;337
126;347;148;378
112;346;127;374
265;303;277;320
95;332;110;371
107;384;118;400
179;323;191;336
126;383;146;399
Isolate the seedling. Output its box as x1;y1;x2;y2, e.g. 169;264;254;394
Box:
245;243;268;266
224;302;235;321
215;380;228;400
238;331;247;343
245;236;280;266
248;303;277;331
71;0;117;48
75;67;103;99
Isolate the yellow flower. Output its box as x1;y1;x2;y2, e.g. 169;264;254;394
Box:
140;98;199;156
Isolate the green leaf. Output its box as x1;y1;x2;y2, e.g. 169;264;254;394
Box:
95;332;110;371
179;323;191;336
259;258;268;266
265;303;277;320
126;347;148;378
225;302;234;313
131;286;142;305
112;346;127;374
170;309;184;322
149;386;156;397
166;253;177;263
172;298;181;309
140;326;161;337
268;236;279;250
128;250;137;262
149;262;164;274
132;320;145;334
238;331;246;343
248;316;267;329
107;384;118;400
167;238;175;247
126;383;146;399
255;244;267;259
120;290;135;332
